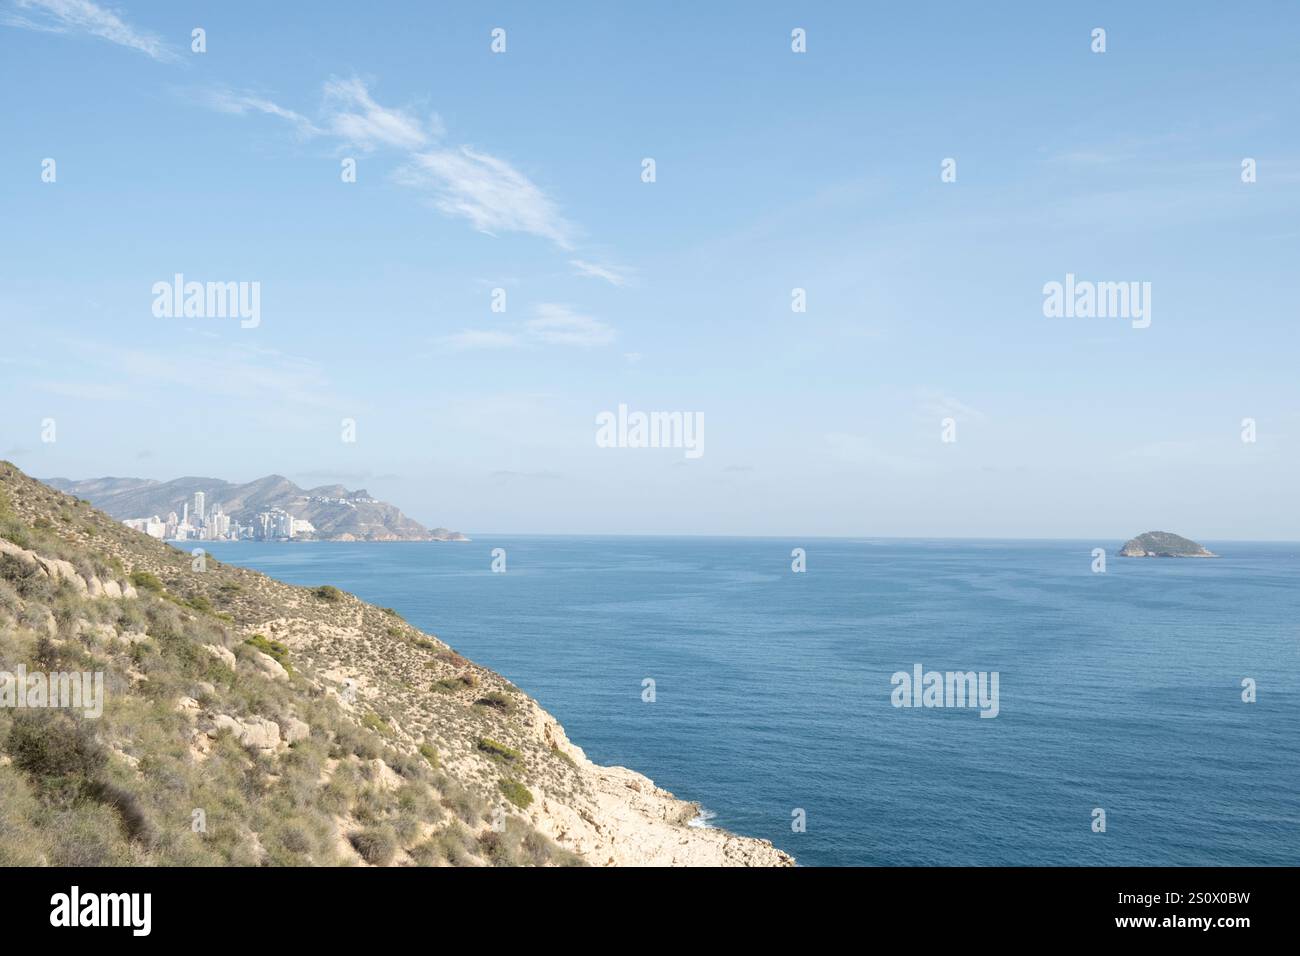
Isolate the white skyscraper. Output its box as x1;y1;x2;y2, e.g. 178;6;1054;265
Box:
194;492;206;523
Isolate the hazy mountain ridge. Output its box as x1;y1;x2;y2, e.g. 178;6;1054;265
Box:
42;475;466;542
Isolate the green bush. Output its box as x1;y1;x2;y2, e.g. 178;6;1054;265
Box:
477;738;521;764
129;570;164;593
433;673;477;693
499;779;533;809
361;712;394;738
245;634;291;669
313;585;343;603
419;743;439;768
0;517;31;548
475;691;515;714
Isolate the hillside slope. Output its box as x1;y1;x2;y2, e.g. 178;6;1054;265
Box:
43;474;466;542
0;462;791;866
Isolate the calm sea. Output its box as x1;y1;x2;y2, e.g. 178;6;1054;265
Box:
196;536;1300;866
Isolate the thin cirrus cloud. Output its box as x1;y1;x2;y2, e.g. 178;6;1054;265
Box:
394;146;574;249
525;304;614;347
439;304;614;352
3;0;176;61
322;75;439;151
194;77;630;280
200;88;321;137
569;258;632;287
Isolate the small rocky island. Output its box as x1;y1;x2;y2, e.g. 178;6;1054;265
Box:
1118;531;1217;558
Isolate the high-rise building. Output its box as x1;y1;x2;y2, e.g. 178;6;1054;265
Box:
194;492;206;523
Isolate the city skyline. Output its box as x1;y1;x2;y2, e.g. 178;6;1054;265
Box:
123;488;314;541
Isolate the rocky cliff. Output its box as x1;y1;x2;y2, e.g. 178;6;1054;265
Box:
0;462;790;867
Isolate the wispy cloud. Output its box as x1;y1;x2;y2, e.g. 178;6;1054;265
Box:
197;76;588;254
396;146;574;248
525;303;614;347
570;258;631;287
322;75;438;151
438;304;614;352
200;88;320;136
5;0;176;60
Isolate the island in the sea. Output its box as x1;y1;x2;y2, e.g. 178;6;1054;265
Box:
1118;531;1217;558
43;474;467;543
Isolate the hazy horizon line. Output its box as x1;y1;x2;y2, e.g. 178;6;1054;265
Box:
195;531;1300;545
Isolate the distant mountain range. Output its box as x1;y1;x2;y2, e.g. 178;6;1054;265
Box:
41;474;468;542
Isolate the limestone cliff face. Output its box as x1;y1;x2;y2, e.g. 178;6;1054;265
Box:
0;463;790;867
1118;531;1217;558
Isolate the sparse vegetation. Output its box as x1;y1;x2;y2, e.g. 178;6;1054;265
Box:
129;570;164;593
434;673;477;693
361;712;395;738
245;634;291;669
477;738;521;764
476;691;516;715
349;825;398;865
499;779;533;808
0;460;731;869
419;743;439;768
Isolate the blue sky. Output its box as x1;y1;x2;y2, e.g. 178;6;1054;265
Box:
1;1;1297;538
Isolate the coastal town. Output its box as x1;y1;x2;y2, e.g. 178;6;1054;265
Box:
122;490;315;542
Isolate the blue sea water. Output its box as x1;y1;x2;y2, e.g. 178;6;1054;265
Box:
196;537;1300;866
